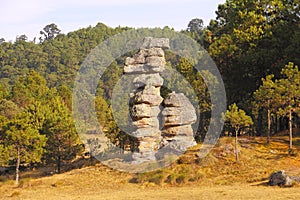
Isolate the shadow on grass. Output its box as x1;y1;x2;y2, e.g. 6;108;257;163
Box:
0;156;101;183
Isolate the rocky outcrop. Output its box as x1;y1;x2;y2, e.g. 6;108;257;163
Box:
124;37;197;163
162;92;197;152
125;38;168;163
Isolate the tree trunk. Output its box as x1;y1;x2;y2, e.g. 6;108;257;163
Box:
57;145;61;173
289;109;293;155
276;114;279;133
57;154;61;173
267;106;271;145
235;128;239;162
16;148;20;184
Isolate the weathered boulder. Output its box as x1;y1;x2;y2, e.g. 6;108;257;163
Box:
141;37;170;49
124;64;164;74
139;85;161;95
132;128;161;138
164;92;195;108
163;113;196;126
125;48;165;67
162;93;197;126
132;117;160;128
139;137;162;151
167;136;197;152
162;125;194;138
125;57;136;66
147;48;165;57
133;73;164;88
161;92;197;151
133;93;164;106
131;104;161;119
132;85;163;106
145;56;165;68
269;170;293;187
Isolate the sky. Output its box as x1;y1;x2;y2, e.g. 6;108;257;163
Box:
0;0;225;42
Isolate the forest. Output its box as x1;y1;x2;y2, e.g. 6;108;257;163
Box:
0;0;300;186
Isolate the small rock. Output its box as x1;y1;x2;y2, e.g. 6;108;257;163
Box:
269;170;293;187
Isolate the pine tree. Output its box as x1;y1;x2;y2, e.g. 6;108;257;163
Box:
253;74;278;144
3;112;46;183
276;62;300;155
225;103;253;162
42;96;82;173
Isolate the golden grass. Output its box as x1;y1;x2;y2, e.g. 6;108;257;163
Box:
0;136;300;199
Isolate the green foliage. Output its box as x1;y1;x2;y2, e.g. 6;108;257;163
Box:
0;99;20;120
42;96;83;173
0;144;10;166
209;0;300;105
225;103;253;132
2;111;46;182
39;23;61;42
276;62;300;116
275;62;300;153
0;84;8;99
252;62;300;151
11;70;49;108
3;112;47;162
253;75;276;115
225;103;253;162
253;74;278;141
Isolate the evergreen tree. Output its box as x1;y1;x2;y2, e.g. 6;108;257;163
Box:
276;62;300;154
225;103;253;162
3;112;46;183
253;74;278;144
42;96;82;173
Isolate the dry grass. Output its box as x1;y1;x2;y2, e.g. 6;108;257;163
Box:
135;136;300;186
0;136;300;199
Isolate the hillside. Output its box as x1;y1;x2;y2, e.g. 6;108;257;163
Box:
1;136;300;200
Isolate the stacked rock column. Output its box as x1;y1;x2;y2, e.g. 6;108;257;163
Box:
124;38;169;163
162;92;197;152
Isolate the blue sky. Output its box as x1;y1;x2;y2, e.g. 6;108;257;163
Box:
0;0;225;41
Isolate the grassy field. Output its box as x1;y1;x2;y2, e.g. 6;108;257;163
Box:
1;136;300;199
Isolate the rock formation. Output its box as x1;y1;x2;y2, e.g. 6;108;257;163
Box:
124;37;197;163
162;92;197;152
124;37;167;163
